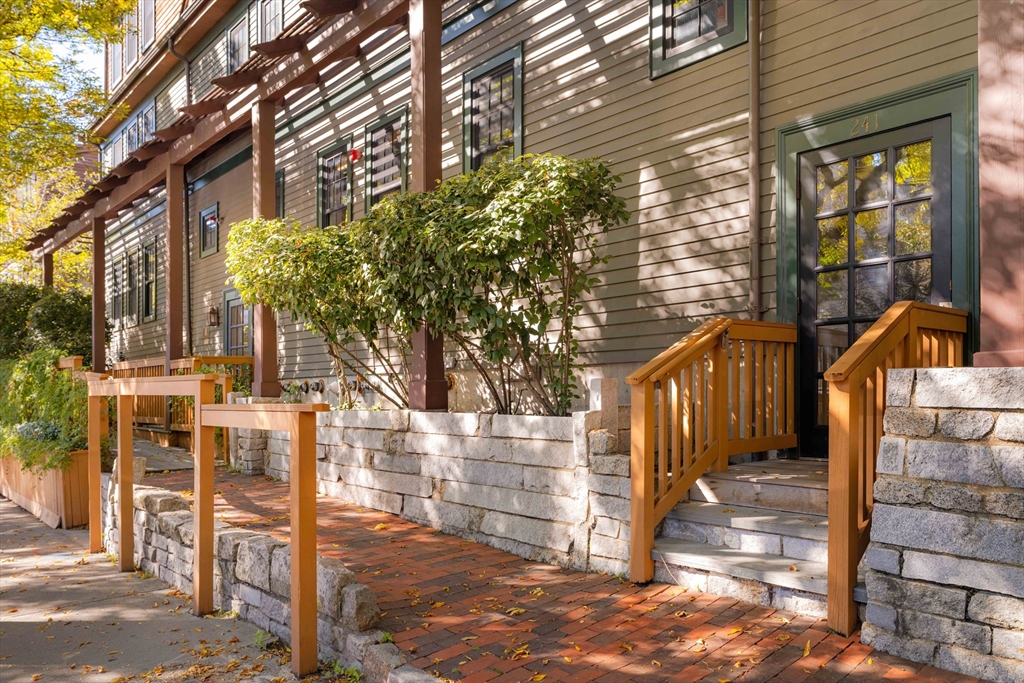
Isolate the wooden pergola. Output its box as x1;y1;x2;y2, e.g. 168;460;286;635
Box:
33;0;448;410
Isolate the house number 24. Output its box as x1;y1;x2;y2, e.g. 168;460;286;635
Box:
850;113;880;137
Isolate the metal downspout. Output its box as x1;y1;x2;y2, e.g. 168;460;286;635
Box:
748;0;763;321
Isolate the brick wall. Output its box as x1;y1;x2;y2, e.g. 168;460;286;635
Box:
862;367;1024;683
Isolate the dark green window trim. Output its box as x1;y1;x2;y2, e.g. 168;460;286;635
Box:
649;0;747;80
364;107;408;213
142;238;158;323
199;203;219;258
462;43;523;173
275;169;285;218
223;288;253;356
776;70;980;354
317;136;354;228
124;248;140;327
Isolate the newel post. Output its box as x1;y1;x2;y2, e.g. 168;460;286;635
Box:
826;377;860;636
629;381;655;582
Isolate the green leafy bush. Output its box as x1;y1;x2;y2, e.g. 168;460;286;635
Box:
28;288;104;360
227;154;629;415
0;282;43;360
0;348;92;472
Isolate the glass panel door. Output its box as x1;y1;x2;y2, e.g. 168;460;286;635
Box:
798;119;951;457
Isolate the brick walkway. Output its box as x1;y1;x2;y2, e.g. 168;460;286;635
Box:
145;469;979;683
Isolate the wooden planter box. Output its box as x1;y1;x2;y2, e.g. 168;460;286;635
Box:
0;450;89;529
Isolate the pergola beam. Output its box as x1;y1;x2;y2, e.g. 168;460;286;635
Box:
40;0;411;254
301;0;358;19
129;140;174;160
211;66;270;91
178;93;236;118
153;122;195;142
253;34;311;58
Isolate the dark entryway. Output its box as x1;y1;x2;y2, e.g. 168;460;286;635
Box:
798;119;952;457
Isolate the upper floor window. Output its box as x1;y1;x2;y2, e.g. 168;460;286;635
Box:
126;120;138;155
141;0;155;50
228;18;249;74
200;204;219;258
366;110;406;209
650;0;748;79
142;104;156;143
109;39;123;86
124;9;139;69
318;140;352;228
261;0;282;41
463;44;523;172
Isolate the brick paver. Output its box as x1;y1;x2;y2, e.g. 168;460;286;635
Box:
145;469;980;683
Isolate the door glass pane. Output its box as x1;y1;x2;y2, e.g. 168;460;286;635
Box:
894;141;932;199
816;161;849;214
817;216;848;266
817;270;848;319
895;200;931;255
855;151;889;205
854;265;889;317
854;208;890;261
816;324;848;373
895;258;932;302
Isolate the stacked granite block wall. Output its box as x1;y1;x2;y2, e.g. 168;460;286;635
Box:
862;368;1024;683
257;381;633;575
99;475;433;682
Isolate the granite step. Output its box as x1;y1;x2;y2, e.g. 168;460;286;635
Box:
652;538;867;616
690;460;829;516
661;501;828;563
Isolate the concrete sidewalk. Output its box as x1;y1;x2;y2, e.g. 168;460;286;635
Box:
0;497;296;683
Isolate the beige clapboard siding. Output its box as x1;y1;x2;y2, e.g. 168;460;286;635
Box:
187;149;253;357
191;34;228;102
178;0;980;379
156;73;188;131
756;0;978;320
105;197;167;364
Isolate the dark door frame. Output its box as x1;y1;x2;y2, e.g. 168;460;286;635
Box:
796;119;953;457
775;71;979;451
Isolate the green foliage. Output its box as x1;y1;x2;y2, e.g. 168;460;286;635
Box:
28;287;102;359
381;631;394;643
226;154;629;415
0;282;106;361
0;281;43;359
253;630;273;650
0;347;92;472
323;660;362;683
0;0;133;199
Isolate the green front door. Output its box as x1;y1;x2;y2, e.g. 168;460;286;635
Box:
797;119;953;457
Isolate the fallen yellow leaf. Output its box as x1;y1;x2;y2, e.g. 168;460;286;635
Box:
563;656;572;663
652;660;662;667
803;640;812;657
728;627;743;635
620;643;633;651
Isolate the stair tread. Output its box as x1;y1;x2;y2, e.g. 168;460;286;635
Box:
653;538;830;595
665;501;829;541
699;467;829;490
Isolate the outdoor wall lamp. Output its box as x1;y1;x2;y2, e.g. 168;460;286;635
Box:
207;306;220;327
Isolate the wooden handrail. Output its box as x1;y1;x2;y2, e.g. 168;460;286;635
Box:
826;302;967;635
629;318;798;582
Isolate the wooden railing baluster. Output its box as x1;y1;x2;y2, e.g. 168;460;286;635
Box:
627;319;798;583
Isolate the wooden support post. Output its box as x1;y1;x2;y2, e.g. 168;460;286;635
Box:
252;99;281;398
289;410;318;676
193;379;216;615
41;252;54;287
826;379;859;636
91;218;106;372
629;382;655;583
407;0;447;411
166;163;185;364
87;395;103;553
116;393;134;572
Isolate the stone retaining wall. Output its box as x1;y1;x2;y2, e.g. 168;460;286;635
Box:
862;367;1024;683
99;476;434;683
231;380;633;576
